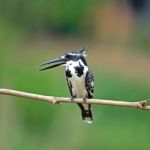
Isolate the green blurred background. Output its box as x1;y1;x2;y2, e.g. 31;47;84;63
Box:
0;0;150;150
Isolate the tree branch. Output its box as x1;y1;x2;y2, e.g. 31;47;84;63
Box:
0;88;150;110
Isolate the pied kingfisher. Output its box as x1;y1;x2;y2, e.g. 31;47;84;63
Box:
38;49;94;124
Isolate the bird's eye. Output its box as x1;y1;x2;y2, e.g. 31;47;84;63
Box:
65;54;71;59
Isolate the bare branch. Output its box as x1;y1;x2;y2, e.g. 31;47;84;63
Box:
0;88;150;110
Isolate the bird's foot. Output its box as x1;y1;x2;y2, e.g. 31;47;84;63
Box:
82;97;87;103
71;96;76;101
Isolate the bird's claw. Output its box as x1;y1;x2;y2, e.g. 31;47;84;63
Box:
71;96;76;101
82;97;87;103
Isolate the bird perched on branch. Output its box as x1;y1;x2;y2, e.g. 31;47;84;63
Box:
38;49;94;124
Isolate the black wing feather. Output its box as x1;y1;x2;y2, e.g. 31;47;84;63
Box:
85;70;94;98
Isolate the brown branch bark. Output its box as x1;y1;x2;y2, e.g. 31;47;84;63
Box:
0;88;150;110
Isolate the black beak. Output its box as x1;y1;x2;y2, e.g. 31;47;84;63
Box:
38;57;66;71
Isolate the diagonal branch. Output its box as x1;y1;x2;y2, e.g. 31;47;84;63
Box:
0;88;150;110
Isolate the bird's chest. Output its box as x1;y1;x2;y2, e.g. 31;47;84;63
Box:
66;65;87;98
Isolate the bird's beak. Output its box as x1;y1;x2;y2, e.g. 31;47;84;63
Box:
38;57;66;71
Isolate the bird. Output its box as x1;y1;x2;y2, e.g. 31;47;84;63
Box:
38;49;94;124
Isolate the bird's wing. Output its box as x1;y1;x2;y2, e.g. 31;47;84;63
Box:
66;77;73;97
85;70;94;98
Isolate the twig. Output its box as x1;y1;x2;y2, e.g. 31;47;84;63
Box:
0;88;150;110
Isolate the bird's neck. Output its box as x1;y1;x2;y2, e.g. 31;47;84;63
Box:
66;60;88;78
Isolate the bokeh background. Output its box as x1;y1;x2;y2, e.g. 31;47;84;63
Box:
0;0;150;150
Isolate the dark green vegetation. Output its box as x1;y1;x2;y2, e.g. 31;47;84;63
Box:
0;0;99;34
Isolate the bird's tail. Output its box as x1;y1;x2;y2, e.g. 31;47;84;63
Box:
77;103;93;124
81;109;93;124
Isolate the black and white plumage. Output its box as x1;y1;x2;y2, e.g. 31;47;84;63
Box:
38;49;94;123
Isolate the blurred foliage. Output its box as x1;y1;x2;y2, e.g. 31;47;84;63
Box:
0;1;150;149
0;0;101;34
1;35;150;149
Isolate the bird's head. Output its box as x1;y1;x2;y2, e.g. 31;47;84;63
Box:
38;49;87;71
